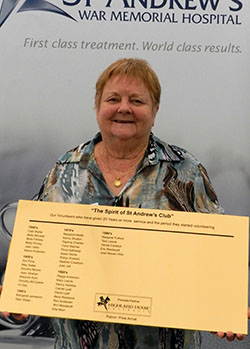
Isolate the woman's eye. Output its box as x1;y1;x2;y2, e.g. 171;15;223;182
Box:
107;97;119;103
132;99;143;105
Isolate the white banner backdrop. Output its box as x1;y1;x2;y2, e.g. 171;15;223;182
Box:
1;0;249;218
0;0;249;345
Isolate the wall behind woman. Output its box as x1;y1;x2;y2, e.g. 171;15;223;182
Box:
0;0;249;218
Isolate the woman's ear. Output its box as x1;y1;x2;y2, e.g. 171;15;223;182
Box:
152;105;159;126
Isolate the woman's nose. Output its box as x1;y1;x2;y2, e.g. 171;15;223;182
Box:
117;99;132;113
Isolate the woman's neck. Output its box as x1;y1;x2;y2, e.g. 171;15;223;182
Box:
99;136;149;160
94;139;148;196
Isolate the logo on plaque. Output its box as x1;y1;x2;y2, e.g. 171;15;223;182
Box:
97;296;111;311
94;293;152;317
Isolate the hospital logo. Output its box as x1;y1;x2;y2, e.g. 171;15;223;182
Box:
0;0;76;28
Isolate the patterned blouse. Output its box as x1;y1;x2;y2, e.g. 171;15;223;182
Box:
38;133;223;349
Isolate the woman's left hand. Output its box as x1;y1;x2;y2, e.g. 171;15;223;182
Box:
213;307;250;341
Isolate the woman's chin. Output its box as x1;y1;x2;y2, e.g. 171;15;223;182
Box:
109;126;137;141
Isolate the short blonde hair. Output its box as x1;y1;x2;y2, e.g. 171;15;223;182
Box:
95;58;161;110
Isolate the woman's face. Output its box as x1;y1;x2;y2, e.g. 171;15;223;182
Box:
96;75;158;143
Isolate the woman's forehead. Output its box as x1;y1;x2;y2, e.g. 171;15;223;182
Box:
103;74;148;94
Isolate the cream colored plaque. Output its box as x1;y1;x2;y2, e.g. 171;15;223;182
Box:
0;200;249;333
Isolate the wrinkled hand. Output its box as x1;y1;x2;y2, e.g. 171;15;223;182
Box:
212;307;250;341
0;285;28;321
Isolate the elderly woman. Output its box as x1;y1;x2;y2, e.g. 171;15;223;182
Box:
1;58;248;347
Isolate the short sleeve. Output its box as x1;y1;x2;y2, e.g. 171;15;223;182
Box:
37;163;64;202
193;163;224;214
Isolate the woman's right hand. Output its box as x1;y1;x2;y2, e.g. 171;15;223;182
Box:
0;285;28;321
